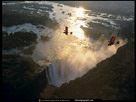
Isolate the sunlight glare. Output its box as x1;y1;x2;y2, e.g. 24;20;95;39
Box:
72;26;85;39
76;7;85;18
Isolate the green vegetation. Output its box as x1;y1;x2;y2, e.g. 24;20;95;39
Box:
2;11;58;29
2;31;37;50
2;3;59;30
21;45;36;55
2;54;48;100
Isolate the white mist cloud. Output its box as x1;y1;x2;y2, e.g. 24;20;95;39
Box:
30;1;127;87
32;29;126;87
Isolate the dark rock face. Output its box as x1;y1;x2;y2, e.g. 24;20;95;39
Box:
49;41;135;100
2;54;48;101
40;84;58;99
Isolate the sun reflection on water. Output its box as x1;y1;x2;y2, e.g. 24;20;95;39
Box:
70;7;86;39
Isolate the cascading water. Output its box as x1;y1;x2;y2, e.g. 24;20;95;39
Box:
46;62;60;86
46;59;91;87
43;36;126;87
46;62;72;87
31;1;127;87
32;26;126;87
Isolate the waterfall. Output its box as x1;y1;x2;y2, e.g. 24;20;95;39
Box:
45;58;91;87
46;60;77;87
46;62;60;87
